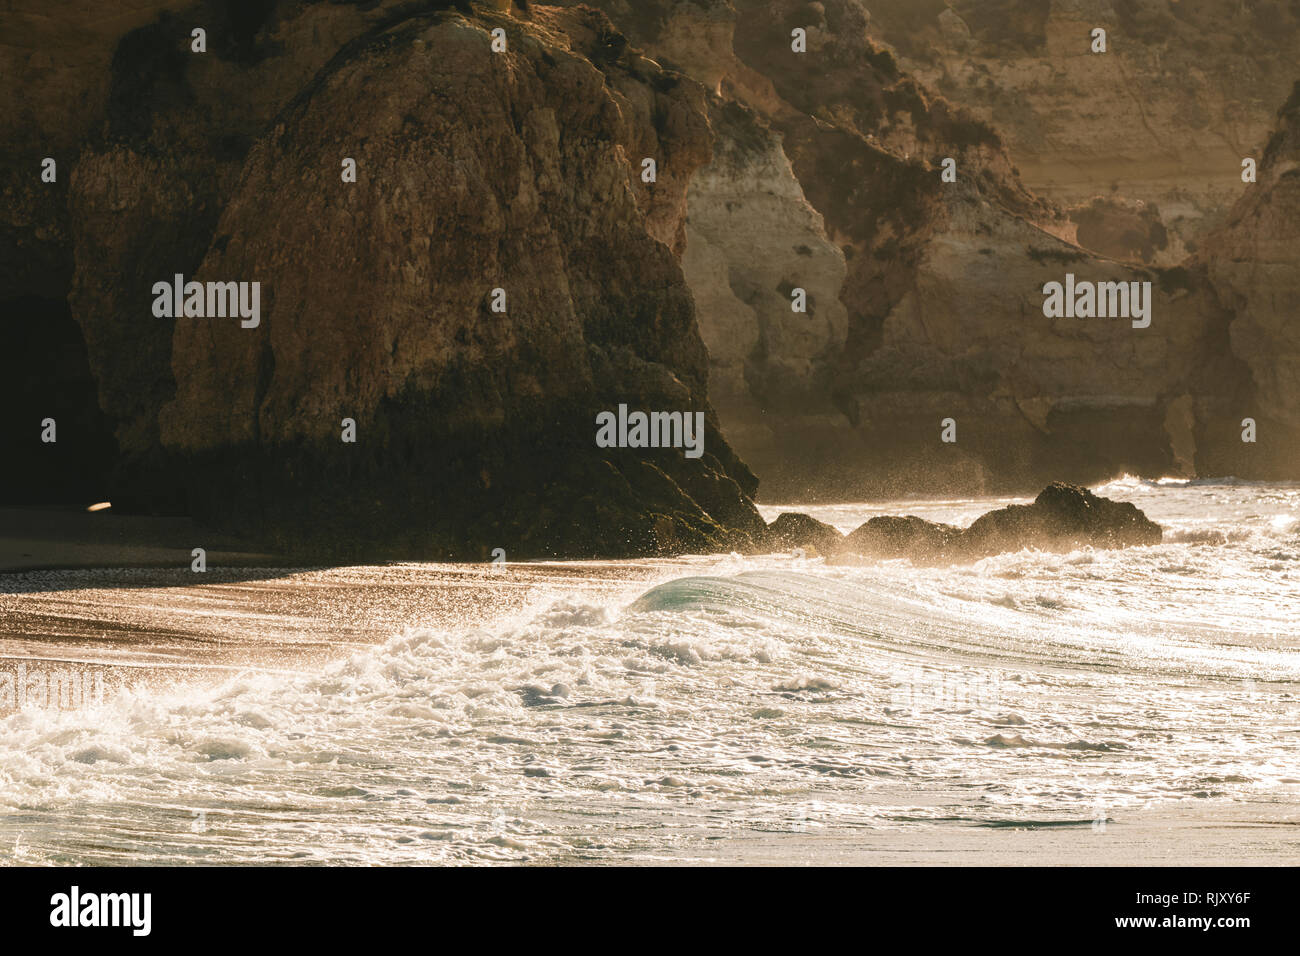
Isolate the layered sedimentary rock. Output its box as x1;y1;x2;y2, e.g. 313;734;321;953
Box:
1198;82;1300;477
678;99;853;491
7;1;767;557
7;0;1297;551
863;0;1300;260
568;0;1293;498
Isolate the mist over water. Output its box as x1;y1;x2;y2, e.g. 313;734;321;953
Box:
1;478;1297;864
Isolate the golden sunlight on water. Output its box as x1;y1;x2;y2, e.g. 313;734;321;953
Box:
1;480;1296;865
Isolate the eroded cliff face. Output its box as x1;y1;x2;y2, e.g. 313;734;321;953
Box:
1;0;196;502
7;1;1296;535
1198;82;1300;477
13;0;429;509
863;0;1300;262
7;1;766;557
679;99;853;489
565;0;1293;498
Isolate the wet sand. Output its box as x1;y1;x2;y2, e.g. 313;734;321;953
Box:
0;507;280;572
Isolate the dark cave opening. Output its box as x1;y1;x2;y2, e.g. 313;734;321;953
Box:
0;296;119;506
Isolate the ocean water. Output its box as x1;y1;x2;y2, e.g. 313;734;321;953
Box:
0;477;1297;865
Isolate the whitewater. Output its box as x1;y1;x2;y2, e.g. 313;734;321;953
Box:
0;477;1297;865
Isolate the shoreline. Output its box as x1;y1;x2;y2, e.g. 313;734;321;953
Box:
2;489;1295;868
0;506;283;573
1;479;1168;574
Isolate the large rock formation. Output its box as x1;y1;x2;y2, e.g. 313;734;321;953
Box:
558;0;1296;499
5;0;1296;553
5;1;768;558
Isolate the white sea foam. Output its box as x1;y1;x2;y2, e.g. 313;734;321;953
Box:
0;480;1296;863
